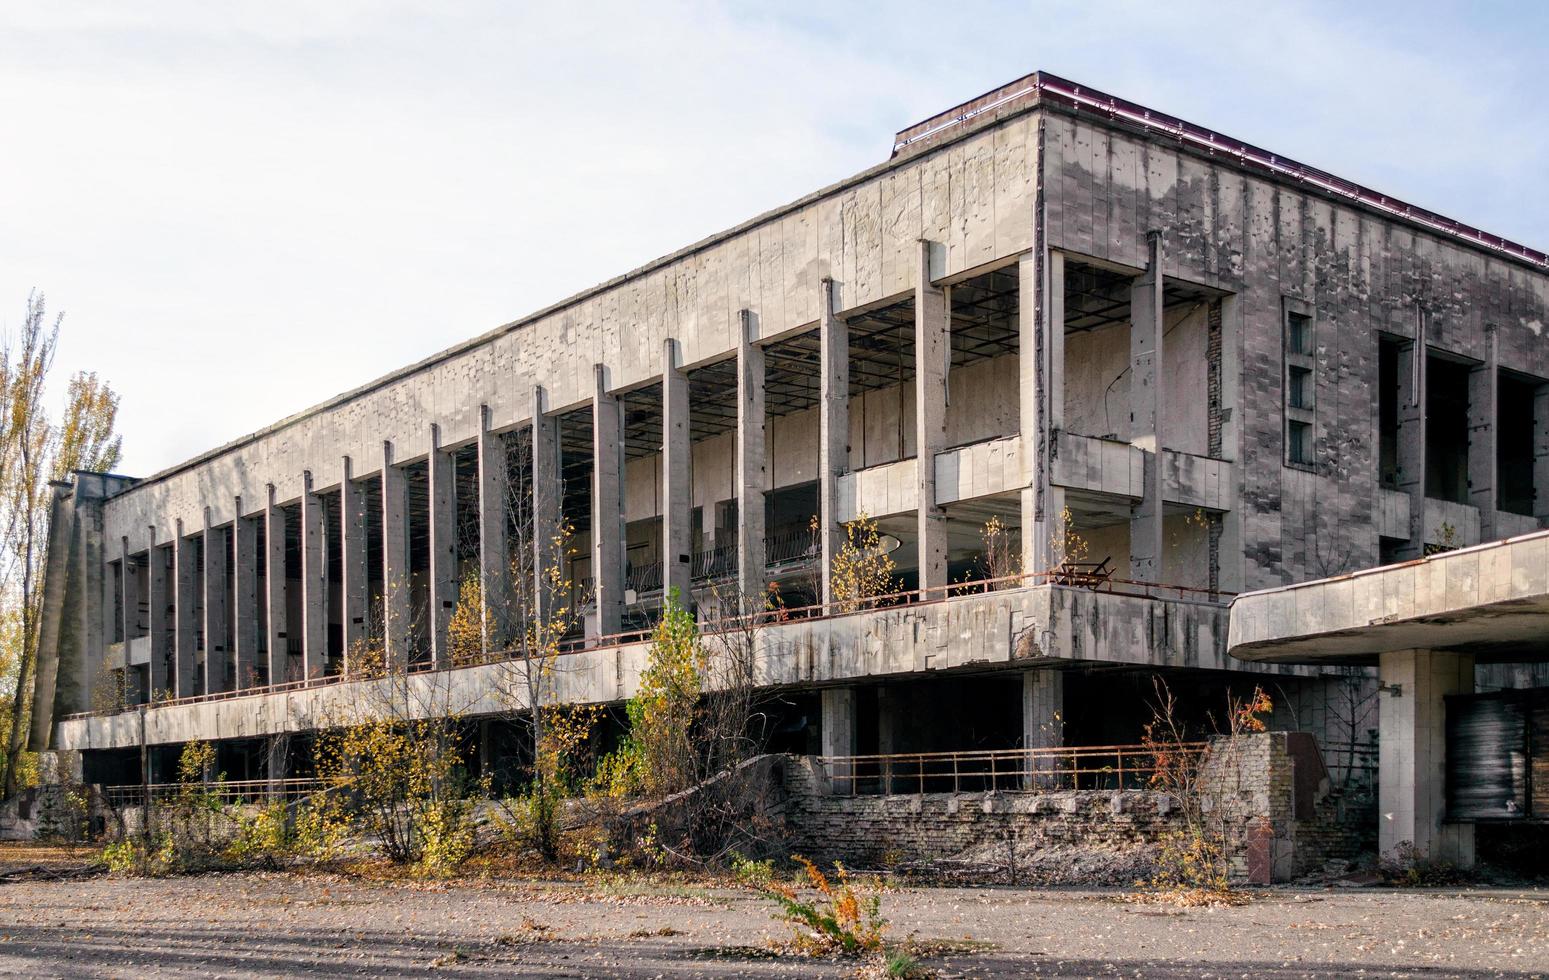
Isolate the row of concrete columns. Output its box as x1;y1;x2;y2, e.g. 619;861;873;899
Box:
125;236;1162;699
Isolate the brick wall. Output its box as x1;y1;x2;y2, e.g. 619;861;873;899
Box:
783;733;1372;884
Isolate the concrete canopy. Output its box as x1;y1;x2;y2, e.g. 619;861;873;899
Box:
1227;530;1549;666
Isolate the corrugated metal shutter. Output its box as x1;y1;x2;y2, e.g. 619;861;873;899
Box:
1446;696;1527;820
1531;701;1549;820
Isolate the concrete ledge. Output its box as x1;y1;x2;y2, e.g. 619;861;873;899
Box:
1228;530;1549;664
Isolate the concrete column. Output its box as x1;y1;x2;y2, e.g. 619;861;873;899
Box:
915;240;950;591
1378;648;1475;867
820;686;857;794
428;426;458;667
232;508;260;689
1129;231;1165;582
1020;249;1066;574
202;516;230;695
264;487;289;684
1468;329;1499;540
1535;383;1549;527
147;538;171;699
477;408;511;654
299;473;328;679
265;735;287;799
339;458;369;667
1394;316;1429;559
818;278;848;607
1023;669;1065;789
173;521;198;699
662;338;693;603
735;310;767;601
592;364;625;637
381;444;411;669
118;537;132;648
531;387;561;624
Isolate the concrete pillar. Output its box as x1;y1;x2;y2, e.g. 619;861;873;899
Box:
820;686;857;794
232;508;260;689
264;487;289;684
202;516;230;695
299;473;328;679
1377;648;1475;867
1468;329;1499;539
265;735;287;799
531;387;561;625
381;444;411;670
1023;669;1065;789
1394;316;1429;559
735;310;768;601
339;459;369;668
915;240;950;591
818;278;848;607
1021;248;1066;574
173;521;198;699
592;364;625;637
477;408;511;654
1536;383;1549;527
662;338;693;603
428;426;458;667
147;538;171;699
1129;231;1165;583
118;537;132;648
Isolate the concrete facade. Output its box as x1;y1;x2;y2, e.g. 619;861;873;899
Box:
28;74;1549;816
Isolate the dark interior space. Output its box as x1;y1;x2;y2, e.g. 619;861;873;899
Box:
1499;373;1539;517
1425;355;1471;504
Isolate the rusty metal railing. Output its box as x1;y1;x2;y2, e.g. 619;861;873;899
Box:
818;742;1207;796
102;777;326;807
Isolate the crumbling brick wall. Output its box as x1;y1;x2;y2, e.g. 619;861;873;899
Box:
783;733;1371;883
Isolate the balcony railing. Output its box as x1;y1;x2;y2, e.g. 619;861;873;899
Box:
818;742;1207;795
101;778;326;807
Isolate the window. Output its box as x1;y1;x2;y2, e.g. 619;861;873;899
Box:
1287;420;1314;465
1287;312;1312;355
1288;366;1313;410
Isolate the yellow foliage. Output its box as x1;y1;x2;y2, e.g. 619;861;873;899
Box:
447;571;485;666
829;512;899;612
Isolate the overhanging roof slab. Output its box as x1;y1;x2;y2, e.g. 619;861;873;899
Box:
1228;531;1549;665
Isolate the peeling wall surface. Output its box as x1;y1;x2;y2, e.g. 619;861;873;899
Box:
35;73;1549;750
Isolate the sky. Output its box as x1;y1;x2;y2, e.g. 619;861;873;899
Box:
2;1;1546;475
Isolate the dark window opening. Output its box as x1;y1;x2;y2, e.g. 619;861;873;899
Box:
1286;311;1313;355
1499;374;1539;517
1287;420;1314;466
1288;366;1313;410
1425;356;1471;505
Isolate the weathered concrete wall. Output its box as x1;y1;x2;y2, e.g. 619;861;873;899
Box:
1044;110;1549;591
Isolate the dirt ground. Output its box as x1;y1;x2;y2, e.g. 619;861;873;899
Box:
0;850;1545;978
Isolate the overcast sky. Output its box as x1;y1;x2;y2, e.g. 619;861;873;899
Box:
3;1;1545;475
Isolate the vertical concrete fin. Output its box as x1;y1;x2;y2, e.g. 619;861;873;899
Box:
915;239;949;590
477;407;511;654
1129;230;1165;582
662;338;692;602
818;278;848;606
592;364;625;636
26;486;77;751
735;310;767;601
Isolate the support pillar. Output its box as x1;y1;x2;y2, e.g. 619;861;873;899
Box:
264;487;289;684
477;408;511;654
662;338;693;604
1023;669;1065;789
1378;649;1475;867
1468;328;1499;540
1394;316;1429;559
592;364;625;637
1536;383;1549;528
147;537;171;699
173;521;198;699
531;387;561;624
820;686;857;794
202;515;230;694
428;425;458;667
381;444;411;669
818;278;848;607
915;240;950;591
735;310;767;601
232;507;260;689
340;459;369;668
266;735;287;800
1129;231;1165;582
1021;249;1067;575
299;473;328;679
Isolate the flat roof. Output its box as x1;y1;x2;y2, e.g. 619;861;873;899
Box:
1228;530;1549;665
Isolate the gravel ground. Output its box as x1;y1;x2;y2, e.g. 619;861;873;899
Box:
0;871;1546;978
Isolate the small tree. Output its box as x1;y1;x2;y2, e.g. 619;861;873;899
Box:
829;512;898;612
976;515;1020;589
627;589;702;798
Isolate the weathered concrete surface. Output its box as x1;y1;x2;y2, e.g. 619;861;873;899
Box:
54;584;1265;751
1228;529;1549;664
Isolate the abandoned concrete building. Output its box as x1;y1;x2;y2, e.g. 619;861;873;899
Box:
24;73;1549;868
